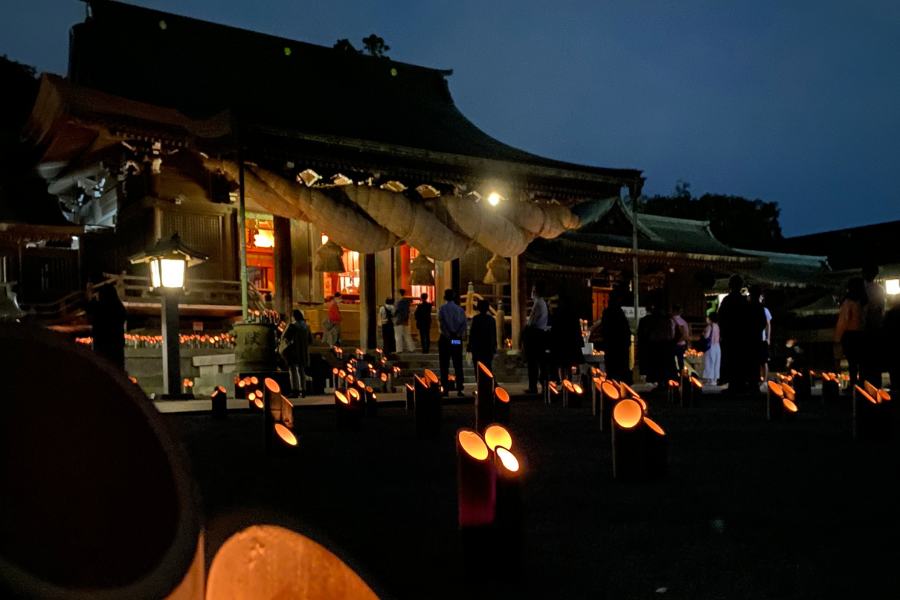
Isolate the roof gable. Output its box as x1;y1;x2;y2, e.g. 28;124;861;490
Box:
69;1;641;187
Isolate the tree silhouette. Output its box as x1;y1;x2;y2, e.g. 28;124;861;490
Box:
641;181;784;251
361;34;390;58
333;39;359;53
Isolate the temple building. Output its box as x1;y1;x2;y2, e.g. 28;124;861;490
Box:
4;0;839;374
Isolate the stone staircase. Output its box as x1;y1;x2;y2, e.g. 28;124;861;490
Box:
388;352;528;390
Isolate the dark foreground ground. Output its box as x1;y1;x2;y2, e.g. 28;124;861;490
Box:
166;392;899;600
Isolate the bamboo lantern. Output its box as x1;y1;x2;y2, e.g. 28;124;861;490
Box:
767;381;784;421
591;377;604;416
475;362;495;433
562;379;584;408
483;424;513;453
235;377;247;399
205;524;379;600
852;385;889;440
619;382;639;399
483;253;511;285
282;396;294;430
365;385;378;418
599;380;621;433
782;398;799;421
643;417;667;480
334;389;361;431
211;385;228;420
456;429;495;526
409;253;436;286
415;374;442;439
263;378;282;454
494;387;511;425
314;240;346;273
456;429;496;575
405;383;415;411
544;380;560;405
493;446;524;573
0;323;204;600
612;399;646;482
822;373;840;401
793;369;812;400
667;379;681;404
683;376;703;408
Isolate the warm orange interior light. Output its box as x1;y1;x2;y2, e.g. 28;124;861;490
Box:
602;381;621;399
346;375;355;385
635;397;648;411
425;369;439;384
458;430;489;460
338;369;346;378
381;373;388;381
484;424;512;452
613;399;643;429
550;382;560;394
265;378;280;393
478;362;493;379
275;424;298;446
877;390;891;402
644;417;665;435
243;377;251;384
238;380;246;388
855;386;877;404
496;446;520;473
783;398;798;412
358;380;366;389
767;381;783;396
233;376;240;383
622;383;639;398
690;376;702;388
253;398;263;409
864;381;878;397
215;386;226;394
250;377;259;385
782;383;795;397
406;383;414;391
348;388;360;401
495;388;510;403
335;391;349;404
333;367;339;375
415;374;428;388
248;392;256;401
563;379;575;392
366;386;373;393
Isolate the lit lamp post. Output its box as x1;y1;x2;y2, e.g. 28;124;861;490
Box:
129;233;208;399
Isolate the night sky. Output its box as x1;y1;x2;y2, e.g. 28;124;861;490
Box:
3;0;898;236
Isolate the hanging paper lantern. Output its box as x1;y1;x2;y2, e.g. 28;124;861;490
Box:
409;253;435;285
314;240;346;273
483;253;510;284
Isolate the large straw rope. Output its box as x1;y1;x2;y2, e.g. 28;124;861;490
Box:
342;185;469;261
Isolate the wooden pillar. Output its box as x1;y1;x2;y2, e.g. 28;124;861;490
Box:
272;216;293;319
511;253;527;353
360;253;377;349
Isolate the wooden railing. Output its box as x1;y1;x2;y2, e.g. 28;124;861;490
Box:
20;274;268;323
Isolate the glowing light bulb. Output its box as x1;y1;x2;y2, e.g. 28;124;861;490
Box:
487;192;501;206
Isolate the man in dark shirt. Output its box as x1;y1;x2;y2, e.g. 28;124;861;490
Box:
393;288;414;353
415;293;433;353
438;289;468;396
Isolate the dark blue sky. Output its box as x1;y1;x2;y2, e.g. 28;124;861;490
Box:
3;0;898;236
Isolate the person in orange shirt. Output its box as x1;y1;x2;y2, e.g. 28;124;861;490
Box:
324;292;343;347
835;278;867;387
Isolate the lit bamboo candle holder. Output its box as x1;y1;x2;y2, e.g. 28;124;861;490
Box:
493;445;524;573
643;417;667;480
544;380;560;405
599;380;621;433
211;385;227;420
493;387;511;425
263;378;282;454
666;379;681;404
612;399;646;482
415;373;442;439
334;389;361;431
766;381;784;421
683;376;703;408
562;379;584;408
456;429;495;574
591;376;605;416
405;383;415;411
475;362;495;434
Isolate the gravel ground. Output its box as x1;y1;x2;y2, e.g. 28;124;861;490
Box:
166;391;898;600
